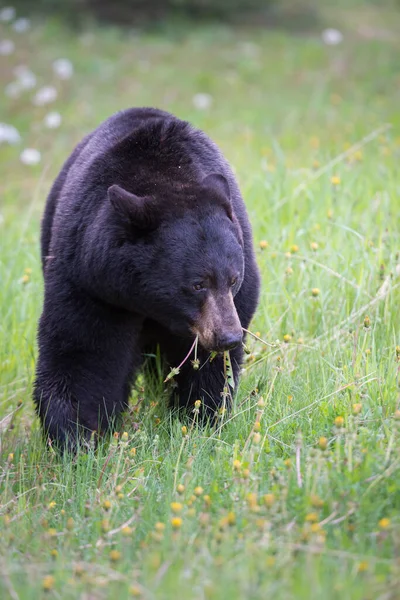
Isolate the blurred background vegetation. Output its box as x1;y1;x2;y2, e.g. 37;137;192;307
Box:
8;0;399;28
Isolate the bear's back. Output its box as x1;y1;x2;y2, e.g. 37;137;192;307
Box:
42;107;249;271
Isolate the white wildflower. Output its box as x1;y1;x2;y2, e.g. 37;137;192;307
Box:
0;39;15;55
52;58;73;80
321;29;343;46
44;111;61;129
20;148;41;165
0;123;21;145
13;17;30;32
0;7;16;22
33;85;57;106
192;93;213;110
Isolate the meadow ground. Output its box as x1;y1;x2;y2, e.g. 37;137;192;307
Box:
1;4;400;599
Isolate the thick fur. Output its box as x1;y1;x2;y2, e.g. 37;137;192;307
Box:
34;107;260;448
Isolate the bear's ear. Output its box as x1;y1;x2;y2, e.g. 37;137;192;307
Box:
202;173;233;219
202;173;231;200
108;184;158;230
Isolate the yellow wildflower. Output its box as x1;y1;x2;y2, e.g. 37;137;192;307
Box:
170;502;183;513
42;576;55;591
378;518;390;529
263;494;275;507
305;512;318;522
318;436;328;450
109;550;121;562
171;517;182;529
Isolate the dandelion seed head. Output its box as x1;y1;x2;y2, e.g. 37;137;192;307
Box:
0;122;21;145
13;17;30;32
0;39;15;55
53;58;74;80
192;93;213;110
0;7;16;22
20;148;41;165
33;85;57;106
322;28;343;46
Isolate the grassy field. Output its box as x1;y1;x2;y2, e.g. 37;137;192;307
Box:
1;4;400;599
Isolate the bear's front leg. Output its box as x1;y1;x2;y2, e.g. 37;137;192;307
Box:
174;344;244;421
34;281;143;450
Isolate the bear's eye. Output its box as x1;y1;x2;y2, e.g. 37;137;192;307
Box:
193;282;206;292
230;277;237;287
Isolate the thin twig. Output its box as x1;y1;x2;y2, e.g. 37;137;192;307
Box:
106;514;136;537
164;336;198;382
242;327;276;347
295;437;303;488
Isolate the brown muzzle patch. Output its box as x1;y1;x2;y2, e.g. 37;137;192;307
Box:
191;291;243;352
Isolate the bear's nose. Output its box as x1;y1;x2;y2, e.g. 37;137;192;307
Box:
215;332;243;352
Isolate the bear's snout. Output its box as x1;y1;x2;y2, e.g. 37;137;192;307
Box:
191;291;243;353
213;331;243;353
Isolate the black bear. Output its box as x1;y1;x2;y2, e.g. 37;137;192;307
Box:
34;107;260;448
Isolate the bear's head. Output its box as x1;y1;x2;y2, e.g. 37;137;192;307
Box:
108;173;244;352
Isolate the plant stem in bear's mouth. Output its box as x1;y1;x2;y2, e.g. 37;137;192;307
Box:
223;351;235;390
164;335;199;382
242;327;276;348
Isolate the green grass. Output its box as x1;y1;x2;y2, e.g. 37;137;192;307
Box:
1;6;400;599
